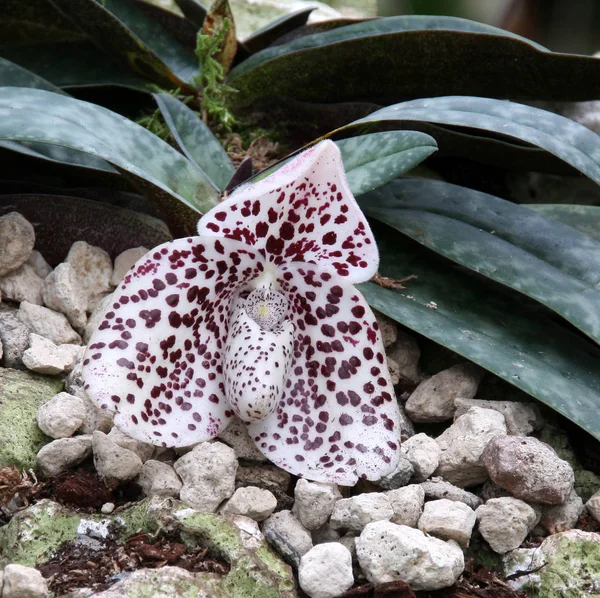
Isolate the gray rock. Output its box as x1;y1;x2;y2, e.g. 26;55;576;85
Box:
311;525;341;545
476;497;537;554
92;431;143;489
83;292;113;344
78;393;114;435
299;543;354;598
174;441;237;512
263;509;313;568
18;301;81;345
402;433;441;482
26;250;52;279
2;563;48;598
538;488;584;535
418;498;476;547
387;484;425;527
373;309;397;348
330;493;393;533
420;478;483;511
0;304;32;368
293;479;342;530
385;329;421;384
0;264;44;305
107;427;155;462
405;363;484;422
36;391;86;438
22;333;80;375
66;241;113;309
110;246;148;286
137;460;182;498
37;436;93;477
220;486;277;521
217;415;267;462
0;212;35;277
586;488;600;522
435;407;507;487
42;262;87;330
454;398;543;436
483;435;575;504
357;521;464;590
376;454;414;490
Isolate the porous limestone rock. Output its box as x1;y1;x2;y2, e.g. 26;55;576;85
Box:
220;486;277;521
293;479;342;530
299;543;354;598
330;493;393;533
402;432;441;482
418;498;476;547
22;334;80;375
36;392;86;439
66;241;113;309
262;509;313;568
137;460;182;498
42;262;87;330
92;431;143;488
110;246;148;286
37;436;93;477
387;484;425;527
18;301;81;345
2;563;48;598
420;478;483;511
0;263;44;305
0;212;35;277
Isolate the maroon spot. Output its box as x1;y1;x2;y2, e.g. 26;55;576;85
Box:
321;324;335;338
339;414;353;426
322;231;337;245
166;294;179;307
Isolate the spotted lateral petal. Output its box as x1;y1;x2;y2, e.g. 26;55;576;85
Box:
198;140;379;283
247;262;401;485
82;237;264;447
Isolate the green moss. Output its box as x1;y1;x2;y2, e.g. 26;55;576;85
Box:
114;497;161;540
222;556;280;598
0;368;62;469
465;537;503;572
0;500;81;567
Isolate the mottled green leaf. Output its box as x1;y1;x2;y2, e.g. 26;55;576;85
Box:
362;178;600;345
336;131;437;196
242;8;314;54
227;15;600;106
133;0;199;50
527;204;600;241
173;0;207;27
361;223;600;443
49;0;198;87
2;42;149;90
0;88;219;220
154;93;234;191
353;97;600;186
0;57;66;93
0;194;171;264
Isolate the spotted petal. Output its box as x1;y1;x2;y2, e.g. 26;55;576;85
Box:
247;262;401;485
198;140;379;283
82;237;264;447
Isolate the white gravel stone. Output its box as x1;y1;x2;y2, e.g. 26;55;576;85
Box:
2;563;48;598
435;407;507;487
299;543;354;598
482;435;574;504
137;460;182;498
405;363;484;422
0;304;32;368
174;441;238;512
110;246;149;286
107;427;155;462
66;241;113;308
92;431;143;489
37;392;86;438
293;479;342;530
22;333;81;375
0;212;35;277
420;478;483;510
476;497;537;554
36;436;93;477
402;433;441;482
311;525;341;545
330;493;393;533
217;416;267;462
586;488;600;522
385;329;421;384
101;502;115;514
387;484;425;527
27;250;52;279
42;262;87;330
83;292;113;344
376;454;414;490
418;498;476;547
0;263;44;305
538;488;584;534
454;398;543;436
263;509;313;568
357;521;464;590
220;486;277;521
18;301;81;345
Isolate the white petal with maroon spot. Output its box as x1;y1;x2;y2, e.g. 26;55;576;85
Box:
197;140;378;284
82;237;264;447
247;262;401;486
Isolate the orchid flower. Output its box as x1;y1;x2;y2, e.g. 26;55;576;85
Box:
82;140;401;485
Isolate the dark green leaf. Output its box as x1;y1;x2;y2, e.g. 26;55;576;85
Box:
0;194;171;264
154;93;234;191
0;0;85;47
227;15;600;106
2;42;150;90
173;0;207;28
0;88;219;220
49;0;198;87
528;204;600;241
353;97;600;186
0;57;66;93
361;223;600;443
362;178;600;345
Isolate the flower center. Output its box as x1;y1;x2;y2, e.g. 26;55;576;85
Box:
224;287;294;423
